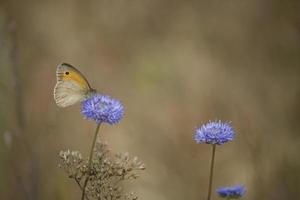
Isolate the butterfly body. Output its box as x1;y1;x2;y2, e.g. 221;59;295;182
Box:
54;63;96;107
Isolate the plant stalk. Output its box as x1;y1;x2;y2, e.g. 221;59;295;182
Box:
81;123;101;200
207;144;216;200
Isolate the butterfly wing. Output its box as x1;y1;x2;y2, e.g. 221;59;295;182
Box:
54;63;93;107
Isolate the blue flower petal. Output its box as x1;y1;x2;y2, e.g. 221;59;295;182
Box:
216;185;246;199
194;120;235;145
81;94;124;125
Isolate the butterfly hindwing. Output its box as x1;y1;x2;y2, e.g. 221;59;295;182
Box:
54;63;92;107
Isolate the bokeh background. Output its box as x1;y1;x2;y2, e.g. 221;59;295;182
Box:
0;0;300;199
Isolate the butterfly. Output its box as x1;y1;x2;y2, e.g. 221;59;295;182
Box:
54;63;96;107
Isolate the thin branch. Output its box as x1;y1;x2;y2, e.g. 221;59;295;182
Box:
75;178;90;200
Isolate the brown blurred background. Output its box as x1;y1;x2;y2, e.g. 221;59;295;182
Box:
0;0;300;199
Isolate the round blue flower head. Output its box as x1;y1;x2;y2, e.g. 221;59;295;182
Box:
81;94;124;125
194;120;235;145
216;185;246;199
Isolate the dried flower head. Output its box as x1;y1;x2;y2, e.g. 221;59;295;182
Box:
216;185;246;199
59;140;145;200
81;94;124;125
194;120;235;145
59;150;84;179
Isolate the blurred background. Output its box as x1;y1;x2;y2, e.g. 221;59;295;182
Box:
0;0;300;199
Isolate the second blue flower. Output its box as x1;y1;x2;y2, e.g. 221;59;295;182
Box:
216;185;246;199
194;120;235;145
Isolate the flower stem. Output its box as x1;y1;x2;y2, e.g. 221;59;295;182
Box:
207;144;216;200
75;178;90;200
81;123;101;200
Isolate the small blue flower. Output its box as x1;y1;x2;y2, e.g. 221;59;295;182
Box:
216;185;246;199
81;94;124;125
194;120;235;145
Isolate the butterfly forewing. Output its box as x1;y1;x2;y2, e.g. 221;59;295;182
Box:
54;63;93;107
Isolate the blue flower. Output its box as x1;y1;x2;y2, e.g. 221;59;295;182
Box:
194;120;235;145
216;185;246;199
81;94;124;125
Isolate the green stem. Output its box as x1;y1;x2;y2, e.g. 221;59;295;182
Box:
81;123;101;200
207;144;217;200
